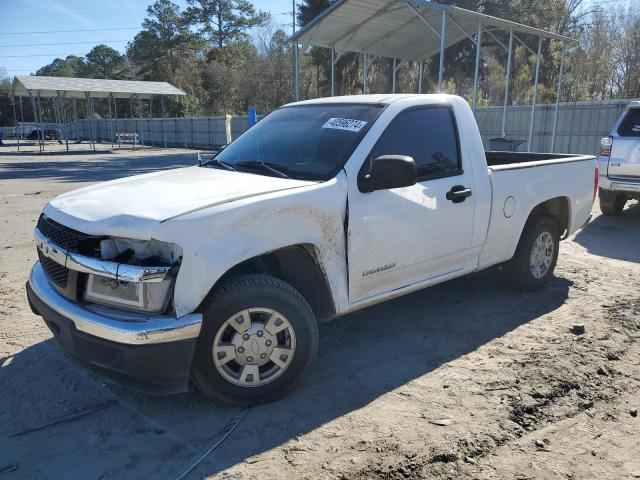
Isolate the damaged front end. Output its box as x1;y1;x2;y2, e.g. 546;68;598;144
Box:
27;214;201;394
34;214;181;315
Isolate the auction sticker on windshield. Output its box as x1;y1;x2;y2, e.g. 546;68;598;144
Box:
322;118;367;132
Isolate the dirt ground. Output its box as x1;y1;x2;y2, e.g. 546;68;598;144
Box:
1;141;639;480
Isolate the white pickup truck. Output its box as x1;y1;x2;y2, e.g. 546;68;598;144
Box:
27;94;597;405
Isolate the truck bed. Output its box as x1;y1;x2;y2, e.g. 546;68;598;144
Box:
485;151;582;167
479;152;597;270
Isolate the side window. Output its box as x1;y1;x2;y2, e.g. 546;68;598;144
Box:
371;107;461;180
618;108;640;137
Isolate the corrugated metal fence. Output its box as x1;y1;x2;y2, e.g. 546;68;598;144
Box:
3;99;634;155
65;116;252;148
0;126;12;139
474;99;630;155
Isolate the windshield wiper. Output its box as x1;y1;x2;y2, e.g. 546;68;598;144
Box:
198;152;236;172
205;159;237;171
236;161;291;179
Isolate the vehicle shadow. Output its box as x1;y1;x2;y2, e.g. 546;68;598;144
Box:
574;202;640;263
0;151;199;183
0;269;571;478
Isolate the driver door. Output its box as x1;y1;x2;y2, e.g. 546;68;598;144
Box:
347;106;477;303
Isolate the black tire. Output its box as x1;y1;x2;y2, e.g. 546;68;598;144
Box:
598;188;626;216
504;214;560;291
191;274;318;406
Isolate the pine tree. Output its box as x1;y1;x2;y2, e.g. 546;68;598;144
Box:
185;0;268;50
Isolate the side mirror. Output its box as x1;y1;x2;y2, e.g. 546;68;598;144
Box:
359;155;417;192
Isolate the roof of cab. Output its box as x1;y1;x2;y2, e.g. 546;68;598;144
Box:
282;93;458;107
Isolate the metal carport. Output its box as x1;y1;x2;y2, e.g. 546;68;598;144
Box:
292;0;575;151
9;76;187;152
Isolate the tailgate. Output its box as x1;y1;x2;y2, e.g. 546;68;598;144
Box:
608;107;640;179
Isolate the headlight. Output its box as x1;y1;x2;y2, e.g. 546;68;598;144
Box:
83;237;181;313
85;275;174;313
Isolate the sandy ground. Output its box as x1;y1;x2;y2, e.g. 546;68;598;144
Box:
1;141;639;480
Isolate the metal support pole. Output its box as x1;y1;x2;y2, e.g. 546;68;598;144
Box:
147;102;151;147
37;94;44;152
52;96;61;128
135;94;143;147
292;0;299;101
52;96;61;144
18;96;24;139
472;20;482;113
84;94;90;148
91;97;97;151
418;61;423;93
108;97;114;149
90;97;95;150
392;58;397;93
11;96;19;151
129;94;140;150
111;93;118;148
61;93;70;151
181;96;187;148
28;90;37;152
85;92;95;151
73;98;79;141
57;91;69;152
501;29;514;138
82;97;93;148
112;93;118;118
331;47;335;96
551;46;565;152
363;53;368;94
527;36;543;152
438;11;447;91
161;95;167;148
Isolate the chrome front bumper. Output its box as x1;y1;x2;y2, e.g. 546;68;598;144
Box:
28;262;202;345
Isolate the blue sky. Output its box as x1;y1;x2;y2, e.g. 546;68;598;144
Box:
0;0;294;78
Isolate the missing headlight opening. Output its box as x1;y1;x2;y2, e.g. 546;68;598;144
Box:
99;237;182;266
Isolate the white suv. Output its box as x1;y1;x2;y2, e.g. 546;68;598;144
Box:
598;100;640;215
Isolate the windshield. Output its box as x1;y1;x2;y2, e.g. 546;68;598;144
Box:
211;103;385;181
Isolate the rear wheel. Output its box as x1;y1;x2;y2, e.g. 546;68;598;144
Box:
504;214;559;291
599;188;627;216
191;274;318;406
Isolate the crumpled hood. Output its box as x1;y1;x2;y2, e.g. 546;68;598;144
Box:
44;166;313;234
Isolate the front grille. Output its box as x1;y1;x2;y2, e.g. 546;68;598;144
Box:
37;215;91;253
36;215;104;295
38;249;69;288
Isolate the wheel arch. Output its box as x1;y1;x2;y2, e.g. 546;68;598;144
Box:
528;196;571;239
199;244;336;321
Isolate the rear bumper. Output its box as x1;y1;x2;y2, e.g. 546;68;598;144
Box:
599;176;640;195
27;262;203;394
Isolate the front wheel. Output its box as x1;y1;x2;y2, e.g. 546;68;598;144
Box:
191;274;318;406
504;214;560;291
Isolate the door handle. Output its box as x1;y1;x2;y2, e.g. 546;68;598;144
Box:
446;185;472;203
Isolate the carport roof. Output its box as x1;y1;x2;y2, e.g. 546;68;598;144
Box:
10;76;187;99
293;0;574;62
